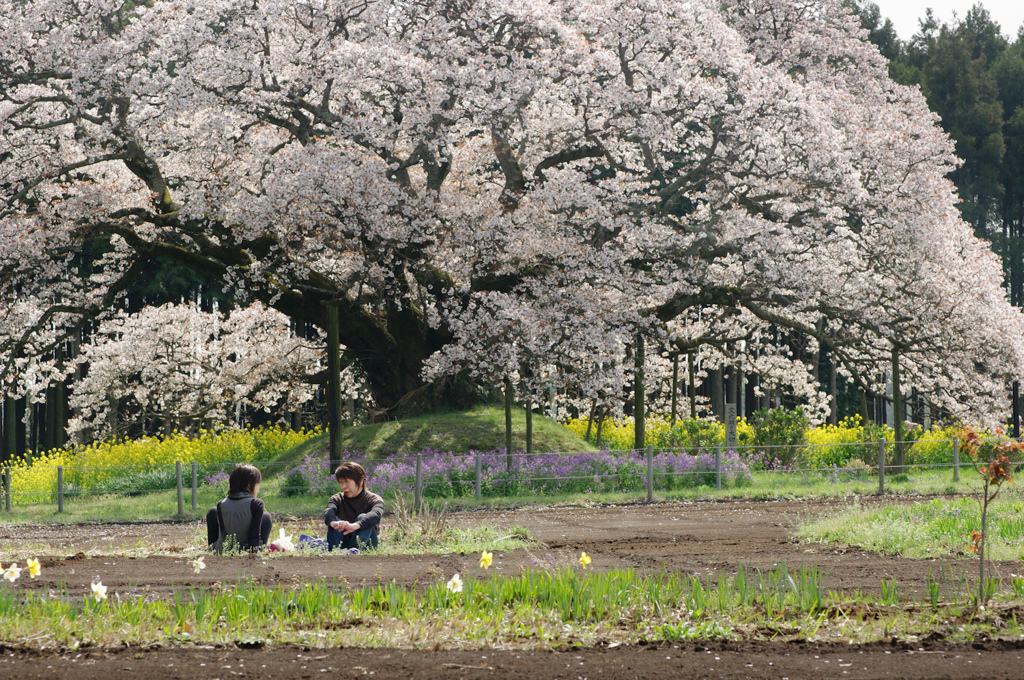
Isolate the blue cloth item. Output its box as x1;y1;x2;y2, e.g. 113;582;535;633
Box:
326;512;379;551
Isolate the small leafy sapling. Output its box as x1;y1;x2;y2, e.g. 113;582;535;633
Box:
958;427;1017;605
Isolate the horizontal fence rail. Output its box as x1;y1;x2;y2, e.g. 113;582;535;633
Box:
0;437;1017;514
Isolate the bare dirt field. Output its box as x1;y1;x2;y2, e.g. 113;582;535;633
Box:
4;640;1024;680
2;497;1020;679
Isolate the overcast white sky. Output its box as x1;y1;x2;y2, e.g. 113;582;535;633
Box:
870;0;1024;40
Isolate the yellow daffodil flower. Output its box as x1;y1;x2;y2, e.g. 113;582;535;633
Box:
579;551;592;568
479;551;493;570
26;558;41;579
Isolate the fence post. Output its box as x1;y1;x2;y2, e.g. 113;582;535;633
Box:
715;444;722;490
191;462;198;511
57;466;63;513
953;438;959;483
475;450;482;501
176;461;184;516
877;440;886;494
414;453;423;513
646;445;654;503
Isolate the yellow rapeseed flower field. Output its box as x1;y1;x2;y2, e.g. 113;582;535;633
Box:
563;415;756;451
6;426;318;500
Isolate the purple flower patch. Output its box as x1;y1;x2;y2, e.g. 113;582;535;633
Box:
281;447;753;498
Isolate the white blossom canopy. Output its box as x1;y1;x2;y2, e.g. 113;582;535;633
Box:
68;301;325;437
1;0;1022;423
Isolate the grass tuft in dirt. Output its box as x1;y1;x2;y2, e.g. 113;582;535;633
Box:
796;491;1024;560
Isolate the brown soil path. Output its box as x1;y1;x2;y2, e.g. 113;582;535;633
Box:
2;641;1023;680
1;498;996;596
1;497;1018;679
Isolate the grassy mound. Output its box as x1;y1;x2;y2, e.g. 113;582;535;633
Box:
270;404;592;475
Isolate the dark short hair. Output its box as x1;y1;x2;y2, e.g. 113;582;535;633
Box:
334;461;367;487
229;463;262;494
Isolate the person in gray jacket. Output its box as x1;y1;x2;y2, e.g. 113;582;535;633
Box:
206;463;272;553
324;462;384;551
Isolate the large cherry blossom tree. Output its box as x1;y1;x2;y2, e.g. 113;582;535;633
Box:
67;301;324;439
2;0;1023;427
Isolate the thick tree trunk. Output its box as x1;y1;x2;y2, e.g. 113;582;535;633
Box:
268;282;453;416
15;398;26;459
3;397;15;464
54;379;65;449
504;376;514;469
71;329;84;445
892;346;904;471
711;368;724;421
687;352;697;419
326;303;344;473
634;332;645;451
738;367;746;419
525;396;533;454
44;385;56;451
52;342;65;450
584;398;596;443
1013;381;1020;439
107;396;119;442
828;356;838;426
670;353;679;426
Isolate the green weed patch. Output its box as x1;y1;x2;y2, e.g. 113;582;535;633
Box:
0;564;1021;651
797;493;1024;561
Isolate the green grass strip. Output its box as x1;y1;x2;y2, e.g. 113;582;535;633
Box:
0;467;989;526
797;493;1024;560
1;565;1023;650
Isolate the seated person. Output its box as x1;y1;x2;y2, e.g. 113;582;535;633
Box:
324;462;384;551
206;463;272;554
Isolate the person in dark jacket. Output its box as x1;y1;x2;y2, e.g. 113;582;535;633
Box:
206;463;272;553
324;462;384;551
